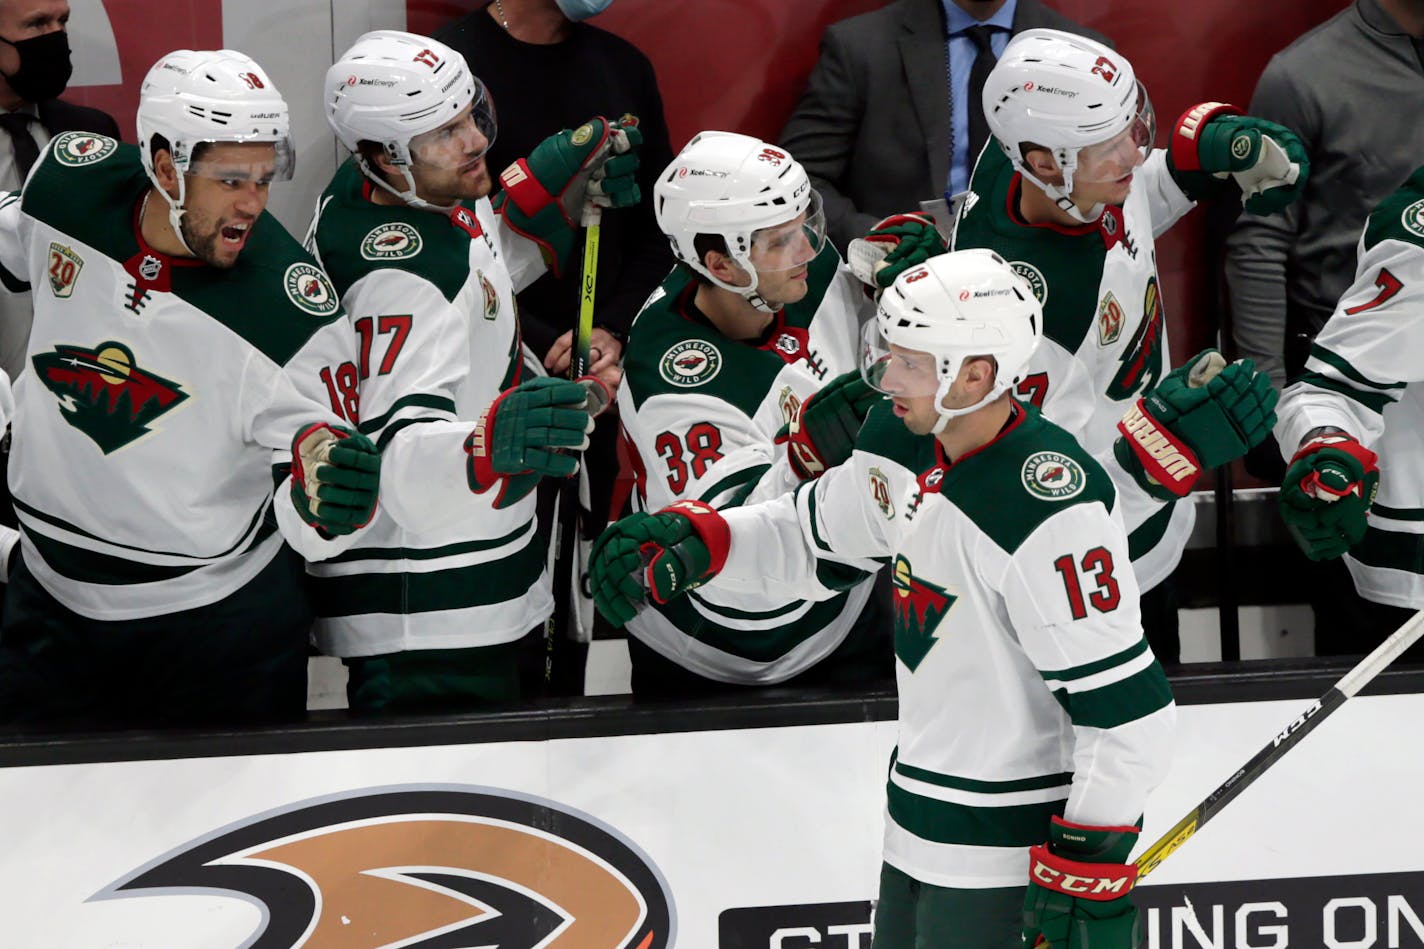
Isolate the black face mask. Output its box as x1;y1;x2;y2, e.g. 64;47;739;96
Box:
0;30;72;103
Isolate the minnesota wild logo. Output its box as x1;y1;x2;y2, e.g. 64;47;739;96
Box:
891;554;956;672
52;131;118;167
1403;198;1424;239
32;342;188;453
360;223;422;261
1105;274;1164;401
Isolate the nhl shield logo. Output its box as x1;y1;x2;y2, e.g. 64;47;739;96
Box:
284;262;339;317
659;339;722;388
52;131;118;167
47;243;83;298
32;341;188;453
1021;450;1086;501
1097;291;1124;346
1403;199;1424;239
360;222;423;261
138;254;163;282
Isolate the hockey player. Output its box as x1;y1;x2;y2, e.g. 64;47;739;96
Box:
1273;165;1424;659
615;130;889;695
592;251;1183;947
307;31;638;711
0;50;380;723
929;28;1303;662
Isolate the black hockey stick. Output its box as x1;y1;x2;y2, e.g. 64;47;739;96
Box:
1135;608;1424;879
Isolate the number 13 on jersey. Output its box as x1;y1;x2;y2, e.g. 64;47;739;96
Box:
1053;547;1120;619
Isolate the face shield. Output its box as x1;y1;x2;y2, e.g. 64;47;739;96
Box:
860;321;944;398
408;82;498;170
746;189;827;275
186;139;294;184
1073;80;1156;184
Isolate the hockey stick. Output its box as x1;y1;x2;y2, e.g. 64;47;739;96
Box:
1135;608;1424;879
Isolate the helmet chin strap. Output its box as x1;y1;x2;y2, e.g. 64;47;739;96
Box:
930;378;1010;434
697;260;777;313
1019;162;1105;225
357;158;460;214
153;178;196;256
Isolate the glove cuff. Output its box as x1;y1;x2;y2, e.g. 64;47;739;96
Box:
465;388;529;495
661;499;731;575
1288;432;1376;470
1029;843;1138;901
1170;101;1243;172
1117;399;1203;497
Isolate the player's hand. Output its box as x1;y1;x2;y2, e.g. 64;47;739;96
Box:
589;500;730;627
1278;432;1378;561
1170;104;1308;215
777;370;879;479
1023;817;1141;949
465;377;594;508
495;115;642;273
1114;349;1279;498
544;326;623;394
290;422;381;536
847;212;947;291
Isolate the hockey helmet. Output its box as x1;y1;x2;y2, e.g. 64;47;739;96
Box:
654;131;827;311
136;49;294;251
325;30;496;208
982;29;1155;221
862;249;1041;433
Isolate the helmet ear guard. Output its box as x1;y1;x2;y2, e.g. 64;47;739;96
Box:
865;249;1042;433
654;131;826;312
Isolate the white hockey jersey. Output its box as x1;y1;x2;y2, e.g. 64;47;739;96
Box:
0;134;359;620
305;159;552;656
617;246;879;683
1275;165;1424;608
952;146;1198;591
716;401;1175;886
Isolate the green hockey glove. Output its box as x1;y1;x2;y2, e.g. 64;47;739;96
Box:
589;500;730;627
1115;349;1279;499
1279;432;1379;561
290;422;381;536
493;114;642;276
465;376;594;509
1169;103;1308;214
846;212;948;290
777;370;879;479
1023;816;1141;949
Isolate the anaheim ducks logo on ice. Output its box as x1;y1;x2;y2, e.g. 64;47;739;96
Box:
33;341;188;453
891;555;956;671
659;339;722;387
359;222;422;261
51;131;118;167
93;786;676;949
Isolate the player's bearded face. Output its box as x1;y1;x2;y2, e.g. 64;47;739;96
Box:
407;104;493;204
178;142;276;269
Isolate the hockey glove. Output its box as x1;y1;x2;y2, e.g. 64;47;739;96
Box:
847;212;948;291
1023;817;1141;949
1278;432;1379;561
777;370;879;479
589;500;730;627
1115;349;1279;499
290;423;381;536
1169;103;1308;214
465;377;594;509
494;114;642;276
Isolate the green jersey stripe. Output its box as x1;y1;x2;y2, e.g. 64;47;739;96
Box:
1128;500;1175;562
652;585;857;663
887;780;1066;848
1051;660;1173;729
804;480;834;554
1295;371;1395;415
1038;637;1150;682
1371;504;1424;522
1309;344;1407;391
23;517;276;584
894;761;1072;795
313;530;545;616
1352;526;1424;575
324;522;535;564
358;393;458;437
698;463;769;506
14;497;269;562
687;588;805;621
375;416;434;453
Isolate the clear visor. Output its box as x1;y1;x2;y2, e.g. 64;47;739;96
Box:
860;321;943;398
409;84;499;168
747;190;827;273
186;138;295;184
1073;81;1156;184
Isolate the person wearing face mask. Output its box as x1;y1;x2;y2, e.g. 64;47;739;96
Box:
435;2;674;687
938;29;1299;664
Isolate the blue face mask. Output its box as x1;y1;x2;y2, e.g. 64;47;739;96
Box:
554;0;613;20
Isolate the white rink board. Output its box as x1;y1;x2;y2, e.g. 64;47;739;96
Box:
0;695;1420;948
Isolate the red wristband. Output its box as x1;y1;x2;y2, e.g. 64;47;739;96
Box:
1170;101;1243;171
661;499;731;575
1117;399;1202;496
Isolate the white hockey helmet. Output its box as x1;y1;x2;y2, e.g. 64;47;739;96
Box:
982;29;1155;222
862;249;1041;433
136;49;294;251
654;130;826;312
326;30;495;209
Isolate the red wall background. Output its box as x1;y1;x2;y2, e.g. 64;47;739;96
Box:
411;0;1348;366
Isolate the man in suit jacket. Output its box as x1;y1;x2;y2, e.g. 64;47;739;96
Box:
782;0;1108;251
